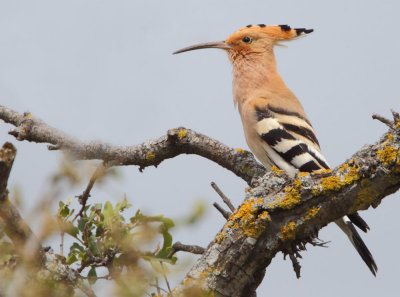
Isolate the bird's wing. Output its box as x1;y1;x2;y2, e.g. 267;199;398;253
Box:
250;102;377;275
253;103;330;175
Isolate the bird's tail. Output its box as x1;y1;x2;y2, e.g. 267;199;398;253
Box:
335;216;378;276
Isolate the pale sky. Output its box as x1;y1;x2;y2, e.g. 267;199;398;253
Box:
1;1;400;296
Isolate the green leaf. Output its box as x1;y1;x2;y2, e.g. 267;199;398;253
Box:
88;235;98;255
92;203;103;211
78;217;88;232
64;222;79;238
66;254;78;265
115;196;131;213
87;267;97;285
70;242;84;253
58;202;70;219
103;201;114;227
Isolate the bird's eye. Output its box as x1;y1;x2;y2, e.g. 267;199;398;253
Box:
242;36;252;44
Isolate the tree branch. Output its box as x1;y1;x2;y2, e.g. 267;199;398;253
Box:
0;106;265;186
211;182;236;212
1;105;400;296
0;142;42;258
0;142;95;295
167;241;206;258
172;113;400;296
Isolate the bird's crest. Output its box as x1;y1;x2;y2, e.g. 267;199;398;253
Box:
234;24;313;41
226;24;314;43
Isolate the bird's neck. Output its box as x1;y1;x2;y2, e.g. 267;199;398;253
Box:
231;51;293;107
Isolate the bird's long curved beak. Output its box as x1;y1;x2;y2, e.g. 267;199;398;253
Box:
173;41;231;54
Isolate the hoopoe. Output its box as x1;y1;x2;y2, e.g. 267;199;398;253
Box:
174;24;377;275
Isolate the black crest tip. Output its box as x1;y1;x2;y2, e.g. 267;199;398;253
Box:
279;24;292;31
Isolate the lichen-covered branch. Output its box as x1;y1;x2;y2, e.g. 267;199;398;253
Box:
0;106;265;185
172;113;400;297
2;105;400;297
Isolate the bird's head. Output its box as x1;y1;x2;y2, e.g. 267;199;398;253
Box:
173;24;313;59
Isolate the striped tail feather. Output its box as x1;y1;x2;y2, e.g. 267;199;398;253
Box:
348;212;370;233
336;217;377;276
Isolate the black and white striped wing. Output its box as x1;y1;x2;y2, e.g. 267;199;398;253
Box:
254;105;329;176
253;105;377;275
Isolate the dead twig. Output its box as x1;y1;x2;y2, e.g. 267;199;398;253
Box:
159;261;171;294
210;181;235;211
288;253;301;279
213;202;231;220
167;241;205;258
73;164;107;222
372;113;395;129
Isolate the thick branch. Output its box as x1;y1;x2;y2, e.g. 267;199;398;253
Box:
0;142;42;256
2;105;400;296
173;117;400;296
0;106;265;185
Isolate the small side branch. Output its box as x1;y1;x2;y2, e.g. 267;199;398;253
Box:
167;241;205;258
213;202;231;220
372;113;395;129
288;253;301;279
73;164;107;222
210;182;235;211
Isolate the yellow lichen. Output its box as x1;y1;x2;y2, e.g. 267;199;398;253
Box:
387;133;394;141
219;198;268;239
25;113;33;118
216;220;230;243
259;210;271;222
145;151;155;161
241;166;254;176
377;145;398;165
199;271;208;278
349;179;379;213
178;129;187;139
280;222;296;241
397;122;400;128
293;179;302;188
216;232;225;243
270;166;284;176
320;175;344;191
313;168;332;174
305;207;320;220
184;277;194;285
312;164;360;196
236;148;247;154
343;167;360;184
297;171;310;177
277;186;301;210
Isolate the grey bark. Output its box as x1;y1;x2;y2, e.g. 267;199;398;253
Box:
1;105;400;296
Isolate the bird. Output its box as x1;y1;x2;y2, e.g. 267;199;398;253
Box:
173;24;377;276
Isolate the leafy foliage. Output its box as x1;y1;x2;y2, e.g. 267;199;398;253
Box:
57;197;177;284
